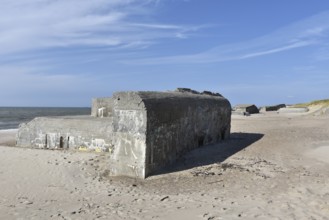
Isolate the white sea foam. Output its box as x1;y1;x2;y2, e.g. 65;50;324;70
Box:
0;129;18;133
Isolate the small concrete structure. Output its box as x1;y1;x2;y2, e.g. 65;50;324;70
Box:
16;89;231;178
278;107;309;114
233;104;259;115
260;104;286;112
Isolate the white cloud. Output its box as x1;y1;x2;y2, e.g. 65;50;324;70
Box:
127;10;329;65
129;23;182;30
0;0;197;56
238;40;316;59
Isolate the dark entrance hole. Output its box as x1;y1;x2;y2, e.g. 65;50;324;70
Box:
59;136;64;149
221;128;227;140
44;135;48;148
198;136;205;147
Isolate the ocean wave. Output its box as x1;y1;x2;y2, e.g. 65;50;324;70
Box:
0;129;18;133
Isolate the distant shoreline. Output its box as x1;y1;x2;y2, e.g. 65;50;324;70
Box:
0;106;91;108
0;107;91;130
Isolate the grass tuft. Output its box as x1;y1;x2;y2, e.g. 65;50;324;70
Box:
293;99;329;108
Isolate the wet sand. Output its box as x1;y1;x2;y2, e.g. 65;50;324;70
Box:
0;113;328;219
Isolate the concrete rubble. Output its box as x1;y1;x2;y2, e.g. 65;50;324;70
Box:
16;89;231;178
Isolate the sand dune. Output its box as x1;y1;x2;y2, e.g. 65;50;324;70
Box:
0;113;328;219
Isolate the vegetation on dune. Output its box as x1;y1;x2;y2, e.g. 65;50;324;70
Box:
293;99;329;108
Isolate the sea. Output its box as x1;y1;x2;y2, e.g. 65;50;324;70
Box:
0;107;91;130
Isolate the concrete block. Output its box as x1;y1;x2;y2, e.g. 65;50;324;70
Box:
16;89;231;178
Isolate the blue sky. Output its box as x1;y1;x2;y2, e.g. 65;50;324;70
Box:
1;0;329;107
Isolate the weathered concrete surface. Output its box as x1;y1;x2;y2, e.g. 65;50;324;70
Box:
16;89;231;178
91;97;114;117
138;91;231;175
17;116;114;151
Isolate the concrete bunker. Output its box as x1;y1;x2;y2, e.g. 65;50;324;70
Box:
16;89;231;178
259;104;286;112
232;104;259;115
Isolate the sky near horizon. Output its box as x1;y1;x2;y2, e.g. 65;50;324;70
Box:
1;0;329;107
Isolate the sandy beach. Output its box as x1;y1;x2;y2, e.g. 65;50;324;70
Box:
0;113;328;220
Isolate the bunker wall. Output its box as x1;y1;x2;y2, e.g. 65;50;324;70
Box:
109;92;148;178
16;117;114;152
91;97;114;117
143;95;231;176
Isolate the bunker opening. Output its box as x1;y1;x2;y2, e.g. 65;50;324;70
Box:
59;136;64;149
198;136;205;147
221;129;226;140
44;135;48;148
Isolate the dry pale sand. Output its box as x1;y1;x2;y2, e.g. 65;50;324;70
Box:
0;113;328;220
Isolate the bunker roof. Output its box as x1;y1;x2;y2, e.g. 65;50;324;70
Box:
114;90;225;101
234;104;257;108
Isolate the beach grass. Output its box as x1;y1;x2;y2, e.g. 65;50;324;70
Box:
293;99;329;108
